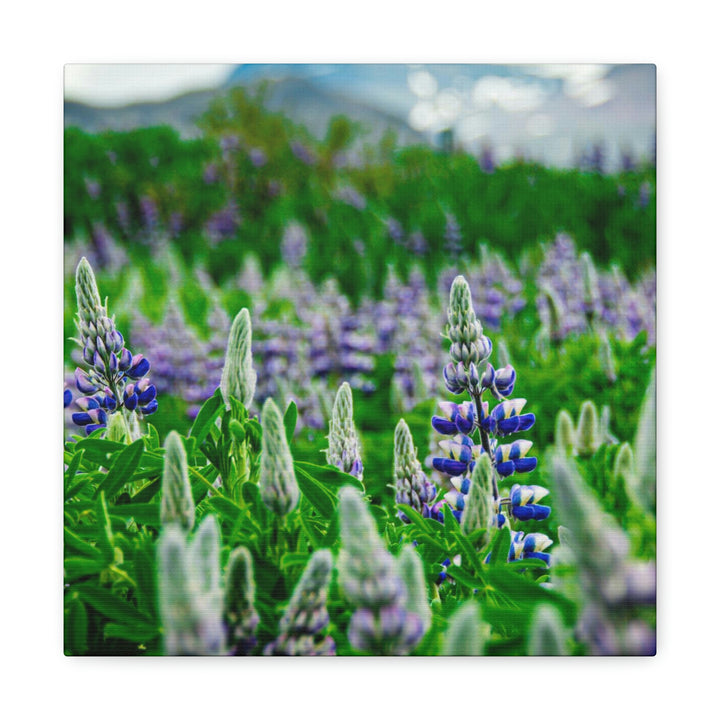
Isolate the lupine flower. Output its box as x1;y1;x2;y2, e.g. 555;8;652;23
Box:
280;221;308;269
575;400;600;457
508;531;553;564
554;409;576;455
441;601;488;656
223;547;260;656
157;517;225;656
160;431;195;532
259;398;299;516
632;367;656;514
507;484;551;521
528;605;569;656
394;419;440;522
220;308;257;410
70;258;157;437
431;275;546;558
550;450;655;655
338;487;427;655
264;550;336;656
493;439;538;478
460;454;495;536
326;382;363;481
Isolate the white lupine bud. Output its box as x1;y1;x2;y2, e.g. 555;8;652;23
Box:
161;431;195;532
105;412;129;444
259;398;299;515
75;257;104;330
528;605;569;656
224;546;260;656
575;400;600;457
632;367;656;514
220;308;257;409
326;382;363;480
157;517;225;656
396;545;431;634
441;601;487;656
264;549;335;656
554;409;576;455
461;454;495;536
338;487;405;608
598;331;617;383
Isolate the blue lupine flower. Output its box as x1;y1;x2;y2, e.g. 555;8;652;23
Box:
64;388;73;408
431;401;475;436
494;440;538;478
482;399;536;437
508;532;553;565
509;484;551;521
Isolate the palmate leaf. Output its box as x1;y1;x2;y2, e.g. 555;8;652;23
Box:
294;461;364;491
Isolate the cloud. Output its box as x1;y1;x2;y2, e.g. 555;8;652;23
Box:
64;64;234;107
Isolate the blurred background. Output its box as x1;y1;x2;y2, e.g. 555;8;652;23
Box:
65;63;655;170
64;63;656;491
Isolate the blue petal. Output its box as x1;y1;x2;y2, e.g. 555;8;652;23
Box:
127;358;150;379
511;505;535;521
525;551;551;564
71;412;92;426
124;393;138;411
432;417;458;435
138;384;157;405
433;458;468;476
455;414;474;435
514;457;538;473
63;389;72;408
141;399;158;415
496;460;515;477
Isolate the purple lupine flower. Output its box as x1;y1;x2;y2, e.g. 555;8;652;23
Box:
71;258;158;437
205;200;240;244
291;140;317;166
280;221;308;269
248;147;267;168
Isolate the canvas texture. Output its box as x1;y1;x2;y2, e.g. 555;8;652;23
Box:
63;63;656;656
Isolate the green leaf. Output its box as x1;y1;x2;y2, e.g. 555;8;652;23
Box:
280;552;311;571
64;557;105;581
77;585;154;628
64;528;103;560
95;492;115;564
73;437;128;466
94;439;145;499
206;495;242;525
294;461;364;491
488;527;512;566
188;387;224;446
103;622;158;644
144;423;160;451
108;502;160;527
65;597;88;655
64;449;85;486
294;465;338;519
284;400;298;445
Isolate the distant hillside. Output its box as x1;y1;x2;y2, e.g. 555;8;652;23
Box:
64;74;423;145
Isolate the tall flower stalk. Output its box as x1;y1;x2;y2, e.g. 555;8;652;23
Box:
432;276;552;562
70;257;157;439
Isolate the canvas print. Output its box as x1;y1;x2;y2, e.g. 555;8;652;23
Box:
63;63;656;656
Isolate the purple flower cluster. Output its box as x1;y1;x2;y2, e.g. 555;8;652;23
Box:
535;233;656;345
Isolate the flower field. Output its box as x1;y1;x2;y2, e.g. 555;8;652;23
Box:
63;86;656;656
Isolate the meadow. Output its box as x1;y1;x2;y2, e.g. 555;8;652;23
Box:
63;86;656;656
